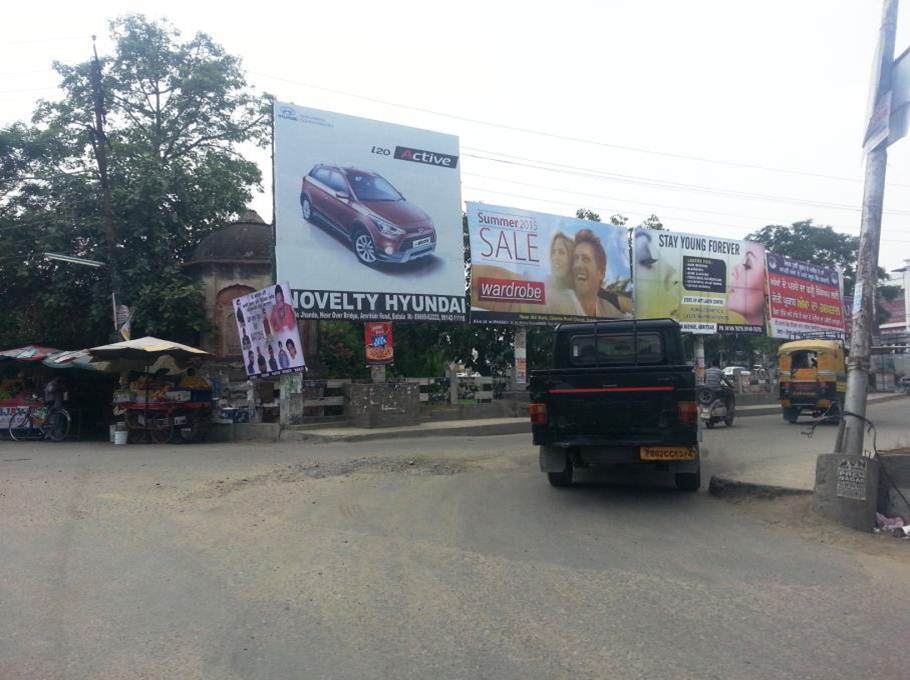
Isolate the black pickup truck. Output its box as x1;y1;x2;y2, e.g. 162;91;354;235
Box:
529;319;701;491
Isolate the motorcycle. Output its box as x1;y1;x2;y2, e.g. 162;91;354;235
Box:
697;384;735;428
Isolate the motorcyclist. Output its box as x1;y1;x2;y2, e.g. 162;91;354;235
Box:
704;360;734;410
704;361;724;388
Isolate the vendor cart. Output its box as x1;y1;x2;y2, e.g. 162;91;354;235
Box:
122;401;211;444
89;337;211;444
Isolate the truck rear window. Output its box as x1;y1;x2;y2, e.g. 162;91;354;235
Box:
569;332;664;366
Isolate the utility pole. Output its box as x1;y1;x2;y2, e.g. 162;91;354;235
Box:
89;35;124;339
840;0;899;456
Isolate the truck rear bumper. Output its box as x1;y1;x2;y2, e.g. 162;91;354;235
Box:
539;445;700;473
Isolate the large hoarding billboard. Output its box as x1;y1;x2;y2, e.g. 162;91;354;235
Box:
234;283;306;379
274;102;466;322
466;203;633;325
633;228;767;334
766;253;845;339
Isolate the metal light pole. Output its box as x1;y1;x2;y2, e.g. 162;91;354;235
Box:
89;36;126;342
841;0;899;456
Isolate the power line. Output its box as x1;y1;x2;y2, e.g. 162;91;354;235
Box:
463;150;910;217
464;184;764;231
0;86;60;94
463;170;910;235
463;171;790;224
1;37;84;47
462;185;910;244
462;145;910;192
253;70;884;186
0;69;57;78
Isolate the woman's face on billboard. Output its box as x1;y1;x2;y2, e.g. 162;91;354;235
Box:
551;236;572;279
728;244;766;321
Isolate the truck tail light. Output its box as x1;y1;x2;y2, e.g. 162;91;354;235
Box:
529;403;548;425
677;401;698;426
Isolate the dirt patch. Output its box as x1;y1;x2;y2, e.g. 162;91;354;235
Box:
182;456;475;501
718;493;909;560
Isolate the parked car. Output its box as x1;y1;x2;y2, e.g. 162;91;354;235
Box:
529;319;701;491
300;164;437;266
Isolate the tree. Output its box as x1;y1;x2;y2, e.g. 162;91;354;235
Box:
609;213;627;227
747;221;860;293
638;213;664;230
575;208;600;222
747;219;898;323
0;15;268;348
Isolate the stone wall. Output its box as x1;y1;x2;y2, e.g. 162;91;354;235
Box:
344;382;420;428
877;450;910;516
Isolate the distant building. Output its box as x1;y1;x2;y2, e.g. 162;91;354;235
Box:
185;210;316;362
880;258;910;344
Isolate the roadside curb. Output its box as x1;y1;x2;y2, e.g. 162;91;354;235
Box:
279;394;906;445
708;475;812;499
865;392;908;407
736;393;905;419
281;420;530;444
737;406;779;418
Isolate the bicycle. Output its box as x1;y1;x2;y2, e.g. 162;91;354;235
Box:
8;397;71;442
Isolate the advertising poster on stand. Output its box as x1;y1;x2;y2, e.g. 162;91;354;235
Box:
467;202;633;325
766;253;845;339
364;322;394;366
633;228;767;334
234;283;306;379
274;102;466;322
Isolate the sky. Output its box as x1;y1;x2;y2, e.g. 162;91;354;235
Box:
3;0;910;274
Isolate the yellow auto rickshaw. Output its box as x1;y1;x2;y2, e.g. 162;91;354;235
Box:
777;339;846;423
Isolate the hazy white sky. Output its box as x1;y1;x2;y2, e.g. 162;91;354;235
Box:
4;0;910;272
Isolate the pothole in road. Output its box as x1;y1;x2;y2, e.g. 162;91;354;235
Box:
183;456;475;501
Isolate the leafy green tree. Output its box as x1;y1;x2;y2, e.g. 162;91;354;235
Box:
609;213;627;227
747;219;898;323
638;213;664;230
0;14;268;348
575;208;601;222
747;221;860;293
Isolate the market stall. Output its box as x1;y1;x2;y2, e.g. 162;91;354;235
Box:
1;345;114;440
0;346;57;432
89;337;212;444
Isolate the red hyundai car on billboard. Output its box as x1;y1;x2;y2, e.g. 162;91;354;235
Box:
300;164;437;266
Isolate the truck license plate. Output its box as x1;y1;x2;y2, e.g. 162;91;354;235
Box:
640;446;696;461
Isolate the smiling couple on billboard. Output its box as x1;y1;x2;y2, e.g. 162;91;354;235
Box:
467;203;633;325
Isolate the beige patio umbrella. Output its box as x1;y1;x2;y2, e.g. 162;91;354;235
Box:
88;336;209;363
89;338;211;439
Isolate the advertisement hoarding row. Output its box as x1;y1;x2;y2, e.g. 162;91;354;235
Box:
633;227;768;335
766;253;845;339
274;102;466;323
467;202;632;325
274;103;846;338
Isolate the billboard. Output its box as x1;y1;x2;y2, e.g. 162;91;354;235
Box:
633;228;767;334
766;253;845;339
467;203;633;325
364;322;394;366
234;283;306;379
274;102;466;322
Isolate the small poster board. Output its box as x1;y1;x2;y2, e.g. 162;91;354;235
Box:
234;283;306;379
836;457;867;501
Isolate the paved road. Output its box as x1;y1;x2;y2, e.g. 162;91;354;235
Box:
1;403;908;680
702;398;909;488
